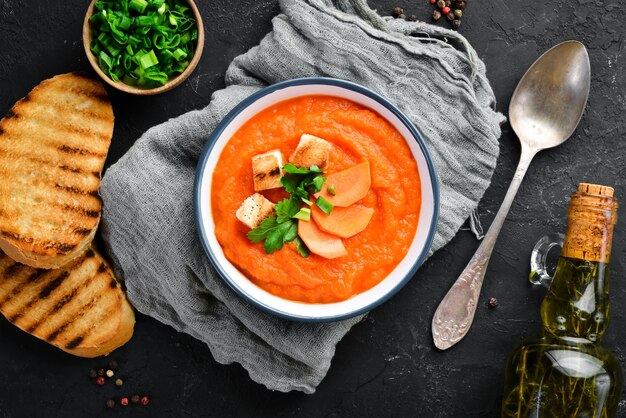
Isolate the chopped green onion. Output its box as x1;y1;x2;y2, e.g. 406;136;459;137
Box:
172;48;187;61
315;197;334;215
139;49;159;69
327;184;336;196
129;0;148;13
89;0;197;88
293;208;311;221
301;197;313;206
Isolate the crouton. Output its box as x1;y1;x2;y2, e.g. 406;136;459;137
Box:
289;134;331;170
236;193;275;229
252;150;283;191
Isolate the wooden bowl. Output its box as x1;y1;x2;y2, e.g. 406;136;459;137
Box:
82;0;204;95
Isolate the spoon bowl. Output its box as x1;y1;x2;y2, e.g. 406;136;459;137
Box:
432;40;591;350
509;41;591;151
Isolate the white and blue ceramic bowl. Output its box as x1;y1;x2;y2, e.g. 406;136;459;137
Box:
194;78;439;322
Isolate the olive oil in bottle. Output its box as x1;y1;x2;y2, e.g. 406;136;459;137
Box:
501;183;623;418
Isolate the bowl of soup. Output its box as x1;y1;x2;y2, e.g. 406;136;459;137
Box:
194;78;439;321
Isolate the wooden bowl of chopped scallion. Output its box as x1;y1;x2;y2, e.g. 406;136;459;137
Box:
83;0;204;95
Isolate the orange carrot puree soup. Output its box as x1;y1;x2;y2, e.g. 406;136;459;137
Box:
211;95;421;303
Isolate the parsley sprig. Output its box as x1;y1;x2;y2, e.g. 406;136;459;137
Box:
247;164;333;256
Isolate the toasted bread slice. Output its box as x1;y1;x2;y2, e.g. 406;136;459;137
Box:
0;246;134;358
236;193;275;229
252;150;283;191
0;73;114;269
289;134;331;170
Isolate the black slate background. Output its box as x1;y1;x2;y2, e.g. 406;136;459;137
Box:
1;0;625;417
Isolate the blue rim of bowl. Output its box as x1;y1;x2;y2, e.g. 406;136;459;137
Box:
193;77;440;322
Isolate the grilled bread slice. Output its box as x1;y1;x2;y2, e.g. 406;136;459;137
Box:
0;73;114;269
0;246;134;358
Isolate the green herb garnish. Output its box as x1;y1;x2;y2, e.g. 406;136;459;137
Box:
315;196;334;215
327;184;336;196
89;0;198;88
248;165;331;255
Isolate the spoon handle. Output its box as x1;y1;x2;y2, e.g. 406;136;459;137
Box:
432;146;536;350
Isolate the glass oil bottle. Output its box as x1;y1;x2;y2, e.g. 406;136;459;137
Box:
501;183;623;417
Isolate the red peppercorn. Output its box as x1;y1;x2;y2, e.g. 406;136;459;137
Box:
96;377;105;385
429;0;436;4
441;6;451;14
121;397;129;406
140;396;150;406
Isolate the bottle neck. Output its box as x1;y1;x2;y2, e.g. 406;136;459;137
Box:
540;188;617;344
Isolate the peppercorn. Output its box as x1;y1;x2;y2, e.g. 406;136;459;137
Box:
131;394;141;404
97;368;105;377
441;6;451;15
452;19;461;29
121;397;129;407
444;0;451;6
446;12;455;20
454;9;462;18
456;0;466;8
436;0;445;8
432;10;442;20
89;369;98;379
141;396;150;406
108;360;118;370
488;297;498;308
106;370;114;378
429;0;436;3
407;15;418;22
96;377;106;386
392;7;403;18
106;399;115;409
115;378;123;387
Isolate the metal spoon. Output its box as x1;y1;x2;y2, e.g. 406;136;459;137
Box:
431;40;591;350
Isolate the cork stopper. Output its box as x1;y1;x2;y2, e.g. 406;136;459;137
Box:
578;183;614;197
562;183;618;263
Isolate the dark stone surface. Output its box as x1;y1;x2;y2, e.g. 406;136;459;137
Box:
0;0;624;416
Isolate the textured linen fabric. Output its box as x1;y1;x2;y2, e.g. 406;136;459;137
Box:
100;0;505;393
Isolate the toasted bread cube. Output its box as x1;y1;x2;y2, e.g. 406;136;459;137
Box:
289;134;331;170
236;193;275;229
252;150;283;191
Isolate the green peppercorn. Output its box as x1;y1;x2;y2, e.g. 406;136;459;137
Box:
446;12;455;20
131;395;141;404
432;10;442;20
436;0;445;8
453;19;462;29
106;399;115;409
392;6;403;18
454;9;462;18
444;0;451;6
115;378;123;387
97;368;105;377
455;1;465;8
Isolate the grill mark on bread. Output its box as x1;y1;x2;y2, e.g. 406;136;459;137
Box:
60;204;100;219
86;249;95;258
26;276;87;334
110;279;118;288
0;269;46;309
57;145;107;158
46;296;98;342
66;336;84;350
55;183;99;197
97;263;107;273
74;228;92;236
8;271;69;323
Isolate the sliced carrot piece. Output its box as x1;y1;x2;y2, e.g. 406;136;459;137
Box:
311;204;374;238
298;219;348;259
315;162;371;207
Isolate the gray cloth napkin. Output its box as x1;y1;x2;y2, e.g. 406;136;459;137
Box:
100;0;505;393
